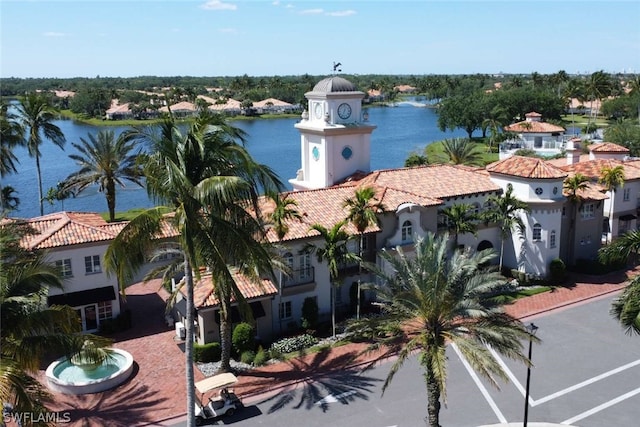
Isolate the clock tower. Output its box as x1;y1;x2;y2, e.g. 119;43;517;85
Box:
289;76;376;191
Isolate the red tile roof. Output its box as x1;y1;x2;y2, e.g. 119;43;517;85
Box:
504;120;565;133
191;271;278;309
588;142;630;153
487;156;567;179
16;211;178;250
560;159;640;181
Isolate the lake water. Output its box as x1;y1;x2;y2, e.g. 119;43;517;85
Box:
4;103;471;218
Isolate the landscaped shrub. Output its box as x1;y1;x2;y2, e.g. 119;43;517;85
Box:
549;258;566;282
193;342;221;363
240;350;256;365
253;346;269;366
269;334;318;354
232;322;255;355
301;297;319;329
572;258;625;275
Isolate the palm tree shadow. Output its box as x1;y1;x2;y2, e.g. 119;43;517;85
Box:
245;348;381;414
50;363;169;426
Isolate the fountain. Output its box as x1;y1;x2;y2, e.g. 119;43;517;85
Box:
45;342;134;395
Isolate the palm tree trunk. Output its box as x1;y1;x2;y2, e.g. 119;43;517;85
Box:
184;261;196;427
357;233;363;321
219;299;232;373
426;370;442;427
107;181;116;222
331;282;336;338
608;192;614;244
36;155;44;216
499;236;505;273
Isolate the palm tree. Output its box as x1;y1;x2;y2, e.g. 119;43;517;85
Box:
0;102;24;178
1;218;110;416
482;184;531;272
105;111;281;425
343;186;385;320
1;185;20;212
599;165;625;243
268;191;302;333
440;203;478;249
563;78;585;135
599;230;640;335
14;93;66;216
352;232;533;427
62;130;144;222
584;70;612;126
564;173;590;264
482;106;508;153
307;221;359;337
440;137;483;166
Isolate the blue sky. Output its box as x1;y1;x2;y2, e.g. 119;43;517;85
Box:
1;0;639;78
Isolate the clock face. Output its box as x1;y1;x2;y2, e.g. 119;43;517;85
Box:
314;103;323;119
337;103;352;119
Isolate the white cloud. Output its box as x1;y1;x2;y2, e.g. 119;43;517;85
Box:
171;28;181;33
200;1;237;11
43;31;66;37
285;3;294;8
272;1;280;5
218;28;238;34
299;8;323;15
326;10;356;17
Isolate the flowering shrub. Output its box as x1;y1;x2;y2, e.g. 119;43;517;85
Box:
269;334;318;354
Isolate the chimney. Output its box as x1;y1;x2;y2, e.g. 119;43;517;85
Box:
566;137;581;165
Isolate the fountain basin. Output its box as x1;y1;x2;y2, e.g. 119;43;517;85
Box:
46;348;134;395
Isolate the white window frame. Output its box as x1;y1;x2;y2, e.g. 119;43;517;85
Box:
279;300;292;320
550;230;556;248
56;258;73;277
623;188;631;201
98;301;113;321
580;203;595;220
84;255;102;274
299;251;311;280
401;220;413;242
532;224;542;241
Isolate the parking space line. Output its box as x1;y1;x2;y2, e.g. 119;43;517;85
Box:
561;386;640;425
487;346;527;399
452;343;507;424
536;358;640;405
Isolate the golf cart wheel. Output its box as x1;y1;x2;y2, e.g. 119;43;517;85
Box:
226;408;235;417
195;416;204;426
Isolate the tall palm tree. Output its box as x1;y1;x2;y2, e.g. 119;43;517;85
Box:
564;173;590;264
14;93;66;216
563;78;585;135
440;137;483;166
1;218;110;416
440;203;478;249
343;186;385;319
353;232;533;427
307;221;359;337
482;107;508;153
105;111;280;425
482;184;531;272
0;102;24;178
1;186;20;212
599;165;625;243
62;130;144;222
268;191;302;333
599;230;640;335
584;70;612;126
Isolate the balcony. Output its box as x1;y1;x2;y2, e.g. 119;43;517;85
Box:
283;267;315;288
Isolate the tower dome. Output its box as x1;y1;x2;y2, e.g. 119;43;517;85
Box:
311;76;358;93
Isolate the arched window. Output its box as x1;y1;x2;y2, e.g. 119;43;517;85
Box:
283;252;294;270
549;230;556;248
401;220;413;242
533;223;542;241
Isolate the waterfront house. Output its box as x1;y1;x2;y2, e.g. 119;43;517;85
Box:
499;112;566;159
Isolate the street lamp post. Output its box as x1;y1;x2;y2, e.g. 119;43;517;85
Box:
523;323;538;427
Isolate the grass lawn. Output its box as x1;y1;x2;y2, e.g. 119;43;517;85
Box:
101;206;173;222
493;286;553;304
561;114;611;127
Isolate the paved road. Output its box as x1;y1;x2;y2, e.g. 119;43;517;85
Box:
174;295;639;427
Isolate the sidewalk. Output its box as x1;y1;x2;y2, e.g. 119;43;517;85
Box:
41;270;631;426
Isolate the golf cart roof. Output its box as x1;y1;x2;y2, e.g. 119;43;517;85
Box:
195;373;238;394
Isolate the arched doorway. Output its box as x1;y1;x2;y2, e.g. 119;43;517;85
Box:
477;240;493;251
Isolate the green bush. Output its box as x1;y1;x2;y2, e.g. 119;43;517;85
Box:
193;342;221;363
269;334;318;354
549;258;566;282
253;346;269;366
572;258;625;275
240;350;256;365
232;322;255;355
301;297;319;329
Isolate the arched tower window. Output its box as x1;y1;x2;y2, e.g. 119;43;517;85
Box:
401;220;413;242
550;230;556;248
533;223;542;241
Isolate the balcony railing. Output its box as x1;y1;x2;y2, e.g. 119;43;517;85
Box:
283;267;314;287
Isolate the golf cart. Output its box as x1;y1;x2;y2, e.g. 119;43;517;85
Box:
194;373;243;425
